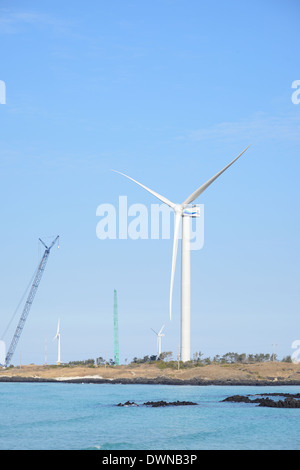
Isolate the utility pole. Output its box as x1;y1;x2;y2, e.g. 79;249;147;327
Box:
272;344;277;362
45;338;47;366
113;290;119;366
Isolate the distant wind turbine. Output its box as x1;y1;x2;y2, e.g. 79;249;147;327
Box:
151;324;165;357
53;319;61;366
114;145;250;362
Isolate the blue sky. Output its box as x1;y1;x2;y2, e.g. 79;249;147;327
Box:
0;0;299;365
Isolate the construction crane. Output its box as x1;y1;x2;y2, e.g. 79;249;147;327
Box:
3;236;59;368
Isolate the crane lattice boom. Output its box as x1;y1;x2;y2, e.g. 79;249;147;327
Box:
4;236;59;367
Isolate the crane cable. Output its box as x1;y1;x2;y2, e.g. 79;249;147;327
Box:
1;237;59;341
1;265;38;341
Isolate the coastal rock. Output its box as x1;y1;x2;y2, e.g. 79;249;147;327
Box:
258;397;300;408
222;393;300;408
222;395;254;404
257;393;300;399
116;400;197;407
117;401;138;407
143;400;197;407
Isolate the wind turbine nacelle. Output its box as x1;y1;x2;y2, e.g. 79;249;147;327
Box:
183;205;201;217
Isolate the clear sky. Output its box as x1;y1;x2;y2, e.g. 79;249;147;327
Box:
0;0;299;365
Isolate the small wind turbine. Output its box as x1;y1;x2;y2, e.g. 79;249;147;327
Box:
114;145;250;362
151;324;165;358
53;319;61;365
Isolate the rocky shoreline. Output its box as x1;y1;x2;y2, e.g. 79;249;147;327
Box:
1;375;300;386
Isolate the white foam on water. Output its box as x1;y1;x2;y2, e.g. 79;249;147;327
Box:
54;375;105;381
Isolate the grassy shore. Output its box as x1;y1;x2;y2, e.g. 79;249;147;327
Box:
1;362;300;385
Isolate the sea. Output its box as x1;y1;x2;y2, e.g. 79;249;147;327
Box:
0;382;300;450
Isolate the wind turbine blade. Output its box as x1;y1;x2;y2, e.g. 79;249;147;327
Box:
151;328;158;336
169;212;181;320
182;145;251;206
158;324;165;335
112;170;176;209
53;319;60;340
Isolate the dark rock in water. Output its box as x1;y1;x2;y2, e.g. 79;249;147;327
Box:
117;400;197;407
117;401;138;407
143;400;197;407
258;397;300;408
222;395;254;404
222;394;300;408
257;393;300;399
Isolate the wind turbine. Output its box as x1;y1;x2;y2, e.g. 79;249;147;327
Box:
53;319;61;366
151;324;165;358
114;145;250;362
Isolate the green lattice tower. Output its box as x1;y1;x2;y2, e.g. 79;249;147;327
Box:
113;289;119;365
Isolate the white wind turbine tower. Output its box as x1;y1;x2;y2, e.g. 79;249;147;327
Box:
53;319;61;366
151;324;165;358
114;145;250;362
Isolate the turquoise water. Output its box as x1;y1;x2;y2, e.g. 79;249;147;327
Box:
0;383;300;450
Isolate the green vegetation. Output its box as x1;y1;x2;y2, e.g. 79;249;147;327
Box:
127;351;293;367
41;352;293;368
68;359;95;367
